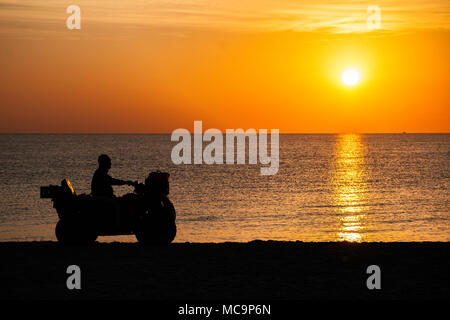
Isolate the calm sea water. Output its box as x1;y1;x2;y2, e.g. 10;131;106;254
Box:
0;134;448;242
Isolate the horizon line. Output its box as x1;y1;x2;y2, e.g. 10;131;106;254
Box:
1;132;449;135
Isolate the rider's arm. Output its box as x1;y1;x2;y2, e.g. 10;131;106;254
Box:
108;175;131;186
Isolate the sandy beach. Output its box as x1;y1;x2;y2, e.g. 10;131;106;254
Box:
0;241;449;300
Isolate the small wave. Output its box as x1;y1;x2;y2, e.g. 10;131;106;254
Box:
303;202;388;209
180;215;219;222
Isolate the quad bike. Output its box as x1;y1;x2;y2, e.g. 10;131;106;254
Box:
40;171;176;245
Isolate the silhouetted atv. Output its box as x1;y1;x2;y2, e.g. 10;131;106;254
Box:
40;171;176;245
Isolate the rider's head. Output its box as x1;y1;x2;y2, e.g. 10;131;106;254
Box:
98;154;111;170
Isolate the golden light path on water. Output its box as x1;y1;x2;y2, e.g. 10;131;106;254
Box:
332;134;368;242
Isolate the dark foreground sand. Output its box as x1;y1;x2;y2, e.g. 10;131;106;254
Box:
0;241;449;300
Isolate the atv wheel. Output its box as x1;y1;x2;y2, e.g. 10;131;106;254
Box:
135;217;176;245
55;219;97;245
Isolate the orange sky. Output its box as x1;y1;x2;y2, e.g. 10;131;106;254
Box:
0;0;449;133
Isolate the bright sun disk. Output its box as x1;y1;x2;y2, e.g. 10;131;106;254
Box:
341;68;360;86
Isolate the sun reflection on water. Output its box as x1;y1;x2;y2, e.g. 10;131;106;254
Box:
332;134;368;242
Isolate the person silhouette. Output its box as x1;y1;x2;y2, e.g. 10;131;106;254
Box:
91;154;135;228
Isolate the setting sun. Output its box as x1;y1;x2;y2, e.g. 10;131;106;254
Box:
341;68;360;86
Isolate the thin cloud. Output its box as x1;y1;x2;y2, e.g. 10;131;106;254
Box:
0;0;449;38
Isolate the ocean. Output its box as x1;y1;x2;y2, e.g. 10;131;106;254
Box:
0;134;448;242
